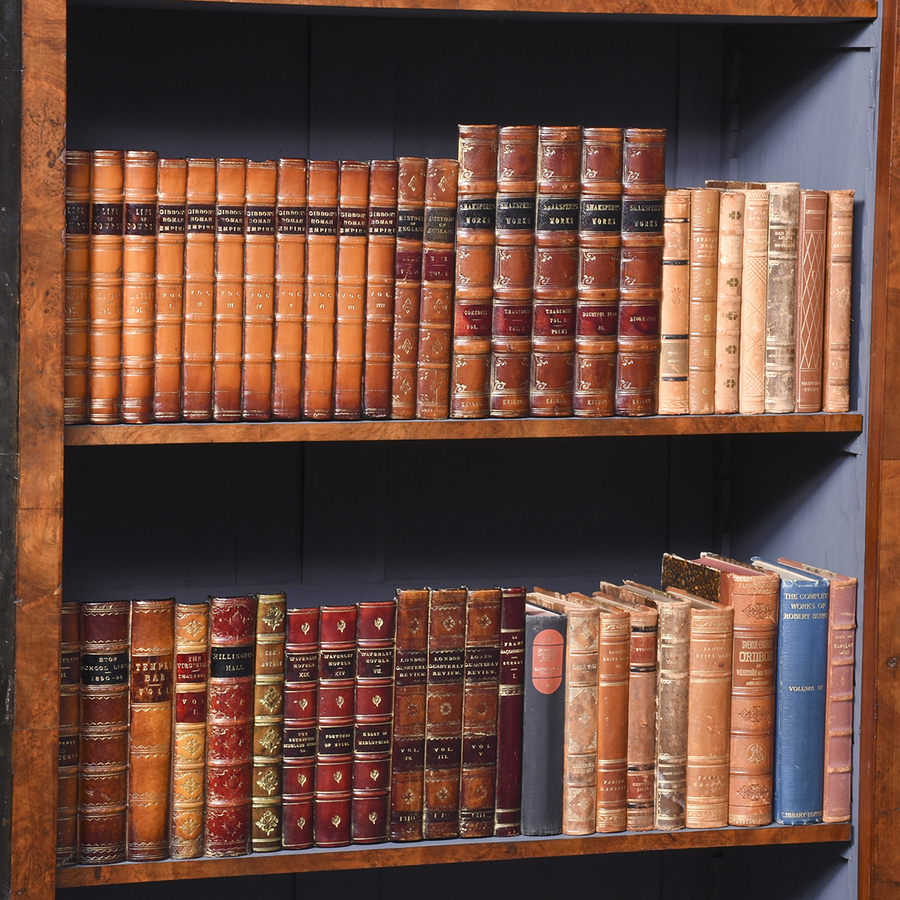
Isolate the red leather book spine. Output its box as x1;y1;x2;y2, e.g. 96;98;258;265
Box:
390;157;427;419
451;124;498;418
362;160;399;419
530;126;581;416
57;601;81;866
272;159;308;420
204;594;256;857
282;606;320;850
352;599;397;843
64;150;91;425
315;604;358;847
490;126;538;418
78;600;130;864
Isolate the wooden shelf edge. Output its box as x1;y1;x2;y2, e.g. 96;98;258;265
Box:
55;823;852;887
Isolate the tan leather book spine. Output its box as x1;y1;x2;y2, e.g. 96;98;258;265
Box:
714;188;745;414
272;158;308;420
530;126;581;416
303;159;340;419
616;128;666;416
658;188;691;415
181;158;217;421
687;187;718;415
88;149;125;424
362;160;399;419
212;158;247;421
574;126;623;417
416;158;459;419
451;124;499;419
170;600;210;860
738;187;769;414
333;160;370;420
152;158;188;422
127;598;175;861
57;600;80;867
251;592;287;851
241;160;278;421
490;125;538;418
64;150;92;425
823;189;855;413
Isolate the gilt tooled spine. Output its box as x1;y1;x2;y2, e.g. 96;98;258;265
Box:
57;601;81;866
687;187;719;415
658;189;691;415
713;189;745;414
738;187;770;414
822;190;854;413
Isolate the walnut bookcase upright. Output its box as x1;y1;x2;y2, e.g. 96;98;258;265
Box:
8;0;895;898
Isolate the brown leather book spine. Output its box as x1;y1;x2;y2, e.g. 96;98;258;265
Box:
78;600;130;865
494;585;526;836
713;189;745;414
616;128;666;416
459;587;502;837
738;187;770;414
362;160;399;419
333;160;370;420
687;186;718;415
574;126;623;417
212;158;247;421
127;598;175;861
416;158;459;419
152;158;188;422
423;586;467;838
272;159;308;420
204;594;256;858
181;158;217;420
241;160;278;421
451;124;498;419
530;126;581;416
823;189;855;412
390;158;427;418
491;126;538;418
282;606;320;850
57;601;81;867
88;150;125;424
170;600;210;860
64;150;92;425
389;587;430;841
351;599;397;844
121;150;159;424
251;592;287;851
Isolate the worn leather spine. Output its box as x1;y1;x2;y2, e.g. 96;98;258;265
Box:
822;190;855;412
687;187;718;415
713;188;745;413
57;601;81;866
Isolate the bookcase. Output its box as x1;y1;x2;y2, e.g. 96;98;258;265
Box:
8;0;898;895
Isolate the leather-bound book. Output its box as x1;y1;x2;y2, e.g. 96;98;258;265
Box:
152;158;188;422
64;150;91;425
121;150;159;424
687;187;719;415
713;189;745;414
314;604;358;847
282;606;320;850
389;587;430;841
88;149;125;424
362;160;399;419
416;159;459;419
574;126;623;417
494;585;526;836
616;128;666;416
241;160;278;422
520;604;566;836
658;189;691;415
459;587;502;837
78;600;130;864
351;598;397;843
823;190;855;412
127;598;175;861
530;126;581;416
451;124;499;419
423;586;467;838
272;158;308;420
389;159;428;418
170;599;210;860
303;159;340;419
212;158;247;422
204;594;256;857
181;158;217;421
57;601;80;867
490;125;538;418
333;160;370;420
738;185;770;414
251;592;287;852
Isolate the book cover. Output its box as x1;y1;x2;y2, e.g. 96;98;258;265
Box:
64;150;91;425
687;186;719;415
56;600;80;866
823;189;855;413
714;188;745;414
738;186;770;414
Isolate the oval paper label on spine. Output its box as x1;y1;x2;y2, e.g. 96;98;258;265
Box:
532;629;564;694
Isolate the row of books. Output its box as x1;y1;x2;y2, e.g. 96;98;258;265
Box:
58;552;856;867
